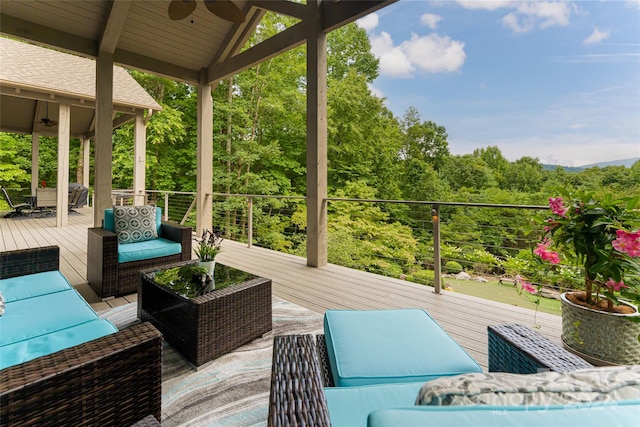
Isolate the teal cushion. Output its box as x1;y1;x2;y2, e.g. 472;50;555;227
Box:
325;382;423;427
117;237;182;263
324;309;481;387
104;207;162;236
0;318;117;370
366;400;640;427
0;288;99;346
0;271;72;302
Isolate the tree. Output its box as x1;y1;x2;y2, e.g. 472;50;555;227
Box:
400;107;450;172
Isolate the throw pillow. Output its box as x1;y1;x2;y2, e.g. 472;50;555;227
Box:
113;205;158;244
0;290;4;316
415;365;640;407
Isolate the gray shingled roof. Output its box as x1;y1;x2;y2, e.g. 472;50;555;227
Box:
0;37;161;110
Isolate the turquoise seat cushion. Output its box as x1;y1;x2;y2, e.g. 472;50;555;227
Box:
324;309;481;387
0;288;100;346
104;207;162;236
325;382;423;427
366;400;640;427
0;271;72;303
117;237;182;263
0;318;117;370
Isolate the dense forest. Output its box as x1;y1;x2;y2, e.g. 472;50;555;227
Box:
2;17;639;290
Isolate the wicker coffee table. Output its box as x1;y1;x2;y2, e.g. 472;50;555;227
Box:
138;260;272;367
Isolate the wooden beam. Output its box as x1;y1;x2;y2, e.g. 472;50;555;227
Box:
99;0;131;54
113;48;200;84
250;0;308;20
196;70;213;235
322;0;397;32
0;14;97;58
132;112;146;206
208;22;307;82
93;51;114;227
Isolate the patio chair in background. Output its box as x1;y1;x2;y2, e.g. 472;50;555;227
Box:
1;187;31;218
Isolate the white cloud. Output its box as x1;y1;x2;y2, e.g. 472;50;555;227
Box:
583;28;610;45
370;31;466;77
456;1;514;11
458;1;573;33
357;13;379;31
420;13;442;29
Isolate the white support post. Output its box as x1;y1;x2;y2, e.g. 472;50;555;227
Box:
196;69;213;235
305;0;328;267
82;137;90;190
56;103;70;227
94;51;114;227
31;132;39;196
133;111;146;206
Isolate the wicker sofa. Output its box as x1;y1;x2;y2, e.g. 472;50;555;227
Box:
0;246;163;426
87;207;192;299
269;323;640;427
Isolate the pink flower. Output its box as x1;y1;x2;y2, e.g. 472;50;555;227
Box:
605;278;629;291
520;281;536;294
533;242;561;264
549;197;567;217
612;229;640;257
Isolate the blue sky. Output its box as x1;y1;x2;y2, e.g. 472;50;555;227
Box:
357;1;640;166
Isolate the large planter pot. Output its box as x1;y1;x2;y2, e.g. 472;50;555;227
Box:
561;292;640;365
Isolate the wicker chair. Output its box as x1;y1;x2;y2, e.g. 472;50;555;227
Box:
87;209;192;299
0;246;163;426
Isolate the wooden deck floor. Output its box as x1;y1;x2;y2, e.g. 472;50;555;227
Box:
0;208;562;369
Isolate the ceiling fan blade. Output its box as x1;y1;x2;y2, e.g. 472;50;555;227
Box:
168;0;197;20
204;0;245;23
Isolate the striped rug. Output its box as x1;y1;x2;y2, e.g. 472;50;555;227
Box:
100;297;323;426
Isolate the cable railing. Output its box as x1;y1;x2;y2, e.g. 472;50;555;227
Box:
102;189;586;296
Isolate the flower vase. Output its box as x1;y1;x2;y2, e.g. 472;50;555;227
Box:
561;292;640;365
198;259;216;279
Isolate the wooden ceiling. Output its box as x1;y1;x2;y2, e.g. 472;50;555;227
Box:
0;1;395;86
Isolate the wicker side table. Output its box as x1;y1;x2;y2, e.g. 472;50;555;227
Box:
139;260;272;367
488;324;593;374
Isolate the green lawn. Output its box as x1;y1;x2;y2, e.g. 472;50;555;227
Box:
442;277;562;316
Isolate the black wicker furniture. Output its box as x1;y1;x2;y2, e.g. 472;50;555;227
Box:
0;246;163;426
87;207;192;299
268;325;598;427
139;260;272;367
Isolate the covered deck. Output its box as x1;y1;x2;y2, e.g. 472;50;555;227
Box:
0;209;561;370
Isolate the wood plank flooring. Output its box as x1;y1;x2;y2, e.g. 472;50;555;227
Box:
0;208;562;369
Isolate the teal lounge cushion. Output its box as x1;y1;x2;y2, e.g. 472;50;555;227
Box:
324;382;424;427
117;237;182;263
0;318;117;370
0;288;99;346
324;309;481;387
104;207;162;236
366;400;640;427
0;271;72;302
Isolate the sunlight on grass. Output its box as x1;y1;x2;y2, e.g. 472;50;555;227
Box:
443;278;562;316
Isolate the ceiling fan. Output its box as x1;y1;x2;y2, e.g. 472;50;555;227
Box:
168;0;245;23
40;103;57;127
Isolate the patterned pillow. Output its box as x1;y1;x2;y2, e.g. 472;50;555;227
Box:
416;365;640;407
113;205;158;244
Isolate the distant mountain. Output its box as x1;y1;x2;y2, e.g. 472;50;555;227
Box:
543;157;639;172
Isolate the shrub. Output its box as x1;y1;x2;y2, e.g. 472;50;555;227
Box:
444;260;463;274
407;269;435;285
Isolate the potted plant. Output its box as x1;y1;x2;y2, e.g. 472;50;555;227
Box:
194;229;223;277
529;188;640;364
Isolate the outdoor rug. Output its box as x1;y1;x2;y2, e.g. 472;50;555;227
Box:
99;297;323;426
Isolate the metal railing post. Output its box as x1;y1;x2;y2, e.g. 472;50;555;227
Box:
432;205;442;294
247;196;253;248
164;192;169;221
